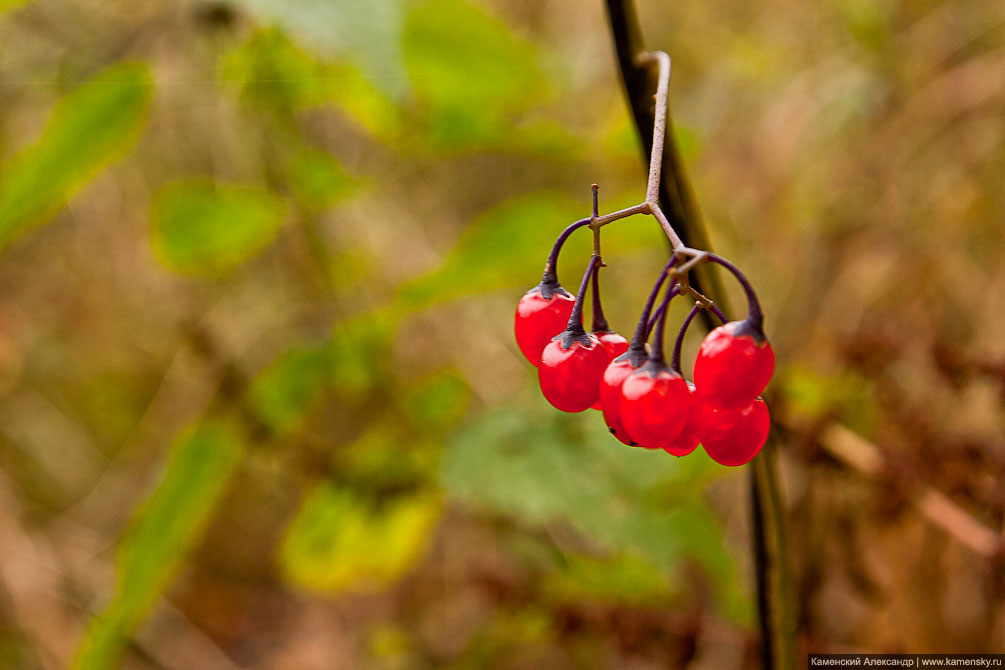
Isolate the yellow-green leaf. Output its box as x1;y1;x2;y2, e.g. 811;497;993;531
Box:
0;62;152;250
280;483;440;592
0;0;31;14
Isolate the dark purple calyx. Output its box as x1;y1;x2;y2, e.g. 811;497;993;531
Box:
634;358;671;378
533;271;571;301
555;327;595;350
730;315;768;345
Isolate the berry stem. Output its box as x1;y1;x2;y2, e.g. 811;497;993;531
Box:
645;299;666;338
566;255;601;337
543;217;591;285
628;258;677;350
649;279;677;364
590;264;610;332
706;253;765;328
670;303;726;373
670;305;700;374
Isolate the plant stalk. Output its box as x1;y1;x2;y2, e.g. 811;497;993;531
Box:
603;2;795;668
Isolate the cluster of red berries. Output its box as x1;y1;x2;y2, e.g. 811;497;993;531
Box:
514;226;775;467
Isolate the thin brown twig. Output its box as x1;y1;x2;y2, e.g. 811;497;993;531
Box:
586;51;686;253
816;422;1004;558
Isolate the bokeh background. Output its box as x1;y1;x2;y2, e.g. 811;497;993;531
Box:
1;0;1004;668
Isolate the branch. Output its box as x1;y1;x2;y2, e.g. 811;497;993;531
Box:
603;3;796;670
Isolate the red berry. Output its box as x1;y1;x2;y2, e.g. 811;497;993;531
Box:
598;353;641;445
590;331;630;410
538;334;609;412
595;331;629;359
693;320;775;410
700;398;770;466
514;286;575;365
619;362;695;448
661;383;701;456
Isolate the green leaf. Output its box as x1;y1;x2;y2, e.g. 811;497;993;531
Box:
402;0;545;148
248;343;333;435
151;180;286;275
288;146;359;210
441;405;751;620
279;483;440;592
0;62;152;251
73;420;243;670
398;370;469;431
220;28;328;115
330;308;400;396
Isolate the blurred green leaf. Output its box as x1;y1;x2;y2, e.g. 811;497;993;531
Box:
402;0;545;149
288;145;359;210
73;420;242;670
279;483;440;592
249;343;332;435
397;190;664;309
335;426;437;495
330;308;399;396
151;180;286;275
221;28;328;115
398;191;583;308
398;369;469;431
222;28;401;138
441;405;751;620
0;62;152;251
783;364;876;437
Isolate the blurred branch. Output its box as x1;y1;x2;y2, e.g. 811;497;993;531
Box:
817;422;1004;558
603;3;795;669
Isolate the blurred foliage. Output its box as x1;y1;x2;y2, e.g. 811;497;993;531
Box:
280;483;441;593
0;62;151;251
441;404;750;621
152;180;287;275
74;421;242;670
0;0;1002;667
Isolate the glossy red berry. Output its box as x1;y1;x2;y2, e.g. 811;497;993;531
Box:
661;383;701;456
595;331;629;359
598;352;642;445
538;333;609;412
700;397;770;466
619;361;695;448
693;320;775;410
514;285;575;365
590;331;630;410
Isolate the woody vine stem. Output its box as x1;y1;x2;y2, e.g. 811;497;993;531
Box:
598;1;796;668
